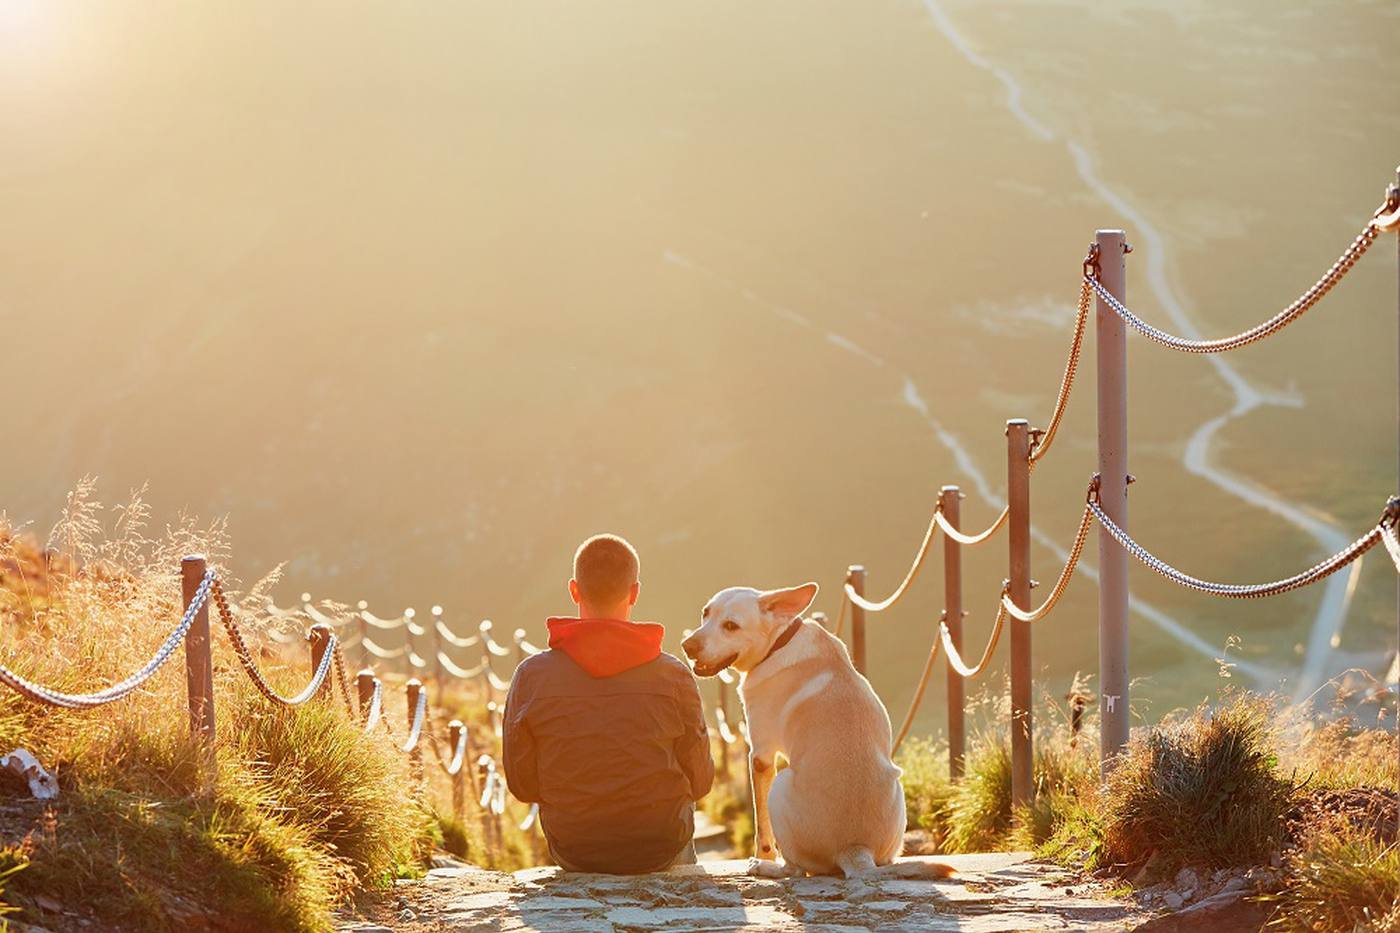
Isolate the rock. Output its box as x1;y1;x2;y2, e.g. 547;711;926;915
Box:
396;908;415;922
1162;892;1185;910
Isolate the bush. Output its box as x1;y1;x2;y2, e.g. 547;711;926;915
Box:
1049;694;1293;875
0;485;449;929
1269;819;1400;932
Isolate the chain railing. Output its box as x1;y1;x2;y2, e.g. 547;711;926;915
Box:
0;569;214;709
1083;196;1395;354
1090;490;1398;599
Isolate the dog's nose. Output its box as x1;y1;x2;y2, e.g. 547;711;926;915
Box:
681;634;701;660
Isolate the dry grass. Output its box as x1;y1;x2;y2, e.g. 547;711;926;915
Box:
0;483;530;930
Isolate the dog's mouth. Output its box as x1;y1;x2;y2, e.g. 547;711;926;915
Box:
691;653;739;678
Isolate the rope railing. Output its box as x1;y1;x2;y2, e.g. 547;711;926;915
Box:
890;624;941;755
360;608;409;631
438;652;487;680
843;511;940;612
480;621;513;658
399;686;427;754
1090;490;1399;599
213;580;338;706
514;630;543;656
1083;197;1395;355
939;604;1008;680
0;569;214;709
360;677;384;734
362;637;407;660
436;620;480;649
1000;497;1095;624
1027;276;1092;470
935;504;1009;546
1383;514;1400;575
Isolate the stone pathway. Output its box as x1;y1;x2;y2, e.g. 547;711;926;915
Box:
341;853;1154;932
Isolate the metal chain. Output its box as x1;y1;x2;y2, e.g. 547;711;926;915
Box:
1028;277;1092;470
0;569;214;709
1001;499;1095;623
1090;495;1393;598
1086;216;1383;354
212;579;336;705
843;509;941;613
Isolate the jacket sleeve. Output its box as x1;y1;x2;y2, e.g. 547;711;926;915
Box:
674;668;716;801
502;665;541;803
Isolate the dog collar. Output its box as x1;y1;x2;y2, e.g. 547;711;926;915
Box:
754;617;805;670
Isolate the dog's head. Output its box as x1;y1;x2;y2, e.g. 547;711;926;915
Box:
681;582;818;677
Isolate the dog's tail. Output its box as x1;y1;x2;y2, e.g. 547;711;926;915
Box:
834;846;956;881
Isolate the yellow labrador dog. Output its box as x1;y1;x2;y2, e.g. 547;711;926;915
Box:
682;583;953;880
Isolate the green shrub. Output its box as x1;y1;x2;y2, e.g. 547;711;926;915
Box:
1269;820;1400;932
1050;695;1292;875
896;738;955;848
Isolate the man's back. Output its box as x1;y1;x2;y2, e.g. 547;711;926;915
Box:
503;619;714;874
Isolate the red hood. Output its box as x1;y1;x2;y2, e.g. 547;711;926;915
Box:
545;617;665;678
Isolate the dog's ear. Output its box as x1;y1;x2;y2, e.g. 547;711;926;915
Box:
757;582;819;620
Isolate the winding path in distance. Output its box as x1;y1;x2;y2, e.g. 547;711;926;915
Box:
919;0;1356;698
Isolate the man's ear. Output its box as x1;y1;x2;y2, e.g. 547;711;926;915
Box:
568;579;582;606
757;583;819;620
627;580;641;607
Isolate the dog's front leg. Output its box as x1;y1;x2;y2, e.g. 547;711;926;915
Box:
749;751;778;860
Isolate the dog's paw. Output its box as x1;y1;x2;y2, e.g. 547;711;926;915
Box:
745;857;791;879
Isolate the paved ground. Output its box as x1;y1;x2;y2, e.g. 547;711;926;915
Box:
341;853;1153;932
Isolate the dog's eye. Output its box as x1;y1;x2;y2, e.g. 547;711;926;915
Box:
722;620;739;632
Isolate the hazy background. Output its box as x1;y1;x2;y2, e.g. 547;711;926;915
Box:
4;0;1399;734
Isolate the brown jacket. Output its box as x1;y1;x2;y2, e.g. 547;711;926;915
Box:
502;619;714;874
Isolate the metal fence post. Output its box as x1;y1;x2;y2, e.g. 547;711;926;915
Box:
940;486;966;780
448;720;467;820
308;623;332;699
848;565;867;676
181;555;216;749
1095;228;1131;774
1007;419;1033;811
1392;165;1399;830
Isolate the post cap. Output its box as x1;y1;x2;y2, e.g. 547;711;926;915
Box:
406;677;423;689
181;553;207;564
431;605;443;616
404;607;415;618
847;564;865;573
357;600;368;610
356;668;375;680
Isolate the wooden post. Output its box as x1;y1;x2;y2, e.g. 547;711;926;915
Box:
432;606;448;704
403;608;417;679
448;720;467;820
941;486;966;780
181;555;216;748
1007;419;1033;810
1095;228;1131;773
848;565;867;676
308;623;332;699
356;669;376;721
406;679;424;781
356;601;369;669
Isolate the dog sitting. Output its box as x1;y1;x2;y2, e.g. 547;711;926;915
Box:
682;583;953;880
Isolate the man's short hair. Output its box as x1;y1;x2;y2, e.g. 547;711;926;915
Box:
573;534;640;606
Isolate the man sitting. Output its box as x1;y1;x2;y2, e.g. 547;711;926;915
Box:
503;533;714;873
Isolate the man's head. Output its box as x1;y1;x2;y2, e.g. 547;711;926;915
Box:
569;533;641;620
